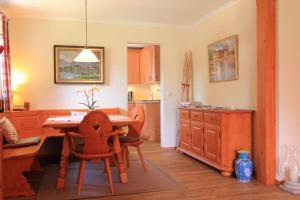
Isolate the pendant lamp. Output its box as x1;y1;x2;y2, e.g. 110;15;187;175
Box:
74;0;99;62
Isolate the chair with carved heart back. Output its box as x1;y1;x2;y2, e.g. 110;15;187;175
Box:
67;110;120;196
119;105;147;172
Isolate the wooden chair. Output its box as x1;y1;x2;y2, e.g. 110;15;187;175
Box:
119;105;147;172
67;110;120;196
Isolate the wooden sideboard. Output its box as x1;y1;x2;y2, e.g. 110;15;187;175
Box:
178;107;253;176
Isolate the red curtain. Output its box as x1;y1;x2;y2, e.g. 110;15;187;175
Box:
0;14;12;111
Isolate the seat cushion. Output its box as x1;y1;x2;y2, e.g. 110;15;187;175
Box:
119;136;139;143
0;117;18;144
3;136;40;149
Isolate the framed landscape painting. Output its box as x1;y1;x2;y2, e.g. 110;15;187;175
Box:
54;45;104;84
208;35;238;82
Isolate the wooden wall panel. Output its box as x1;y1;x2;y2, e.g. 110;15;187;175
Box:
256;0;276;185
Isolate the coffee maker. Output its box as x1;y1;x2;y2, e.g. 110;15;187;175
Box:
128;91;134;101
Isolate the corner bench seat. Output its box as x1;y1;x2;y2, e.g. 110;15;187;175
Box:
1;108;119;198
3;136;46;197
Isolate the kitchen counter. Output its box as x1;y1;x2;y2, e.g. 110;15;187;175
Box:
129;100;160;104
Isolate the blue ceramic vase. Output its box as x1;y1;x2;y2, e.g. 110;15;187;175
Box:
235;150;253;182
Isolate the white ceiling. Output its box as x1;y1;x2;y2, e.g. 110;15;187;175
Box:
0;0;236;27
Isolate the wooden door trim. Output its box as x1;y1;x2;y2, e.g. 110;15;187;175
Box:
256;0;276;185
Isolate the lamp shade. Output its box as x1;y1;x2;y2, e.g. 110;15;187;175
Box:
74;48;99;63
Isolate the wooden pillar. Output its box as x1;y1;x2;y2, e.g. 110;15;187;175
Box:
256;0;276;185
0;132;3;200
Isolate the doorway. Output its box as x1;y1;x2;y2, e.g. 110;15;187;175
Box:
127;43;161;143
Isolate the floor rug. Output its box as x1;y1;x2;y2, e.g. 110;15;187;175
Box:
37;158;181;200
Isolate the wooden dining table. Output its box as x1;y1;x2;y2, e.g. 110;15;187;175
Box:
42;114;137;189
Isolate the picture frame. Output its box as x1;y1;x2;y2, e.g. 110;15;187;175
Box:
208;35;238;82
54;45;105;84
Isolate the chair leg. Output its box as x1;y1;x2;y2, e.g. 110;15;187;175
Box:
122;146;127;167
77;160;86;196
104;158;114;194
126;146;130;168
77;160;85;184
122;146;130;168
136;145;147;172
103;158;107;174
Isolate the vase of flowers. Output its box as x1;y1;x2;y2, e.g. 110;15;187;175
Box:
77;85;100;110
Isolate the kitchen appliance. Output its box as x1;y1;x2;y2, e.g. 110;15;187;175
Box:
128;91;134;101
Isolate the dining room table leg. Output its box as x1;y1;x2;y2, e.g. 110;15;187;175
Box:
56;131;70;189
113;135;128;183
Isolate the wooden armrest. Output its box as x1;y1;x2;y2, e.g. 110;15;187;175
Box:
106;130;121;137
3;136;46;160
113;126;127;134
66;132;88;138
3;136;41;149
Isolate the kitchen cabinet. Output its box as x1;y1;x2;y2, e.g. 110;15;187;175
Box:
127;49;141;84
128;102;135;114
178;107;253;176
140;45;160;84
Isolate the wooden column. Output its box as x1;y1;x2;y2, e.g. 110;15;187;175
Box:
0;132;3;200
256;0;276;185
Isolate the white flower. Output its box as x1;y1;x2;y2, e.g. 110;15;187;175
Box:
77;86;100;110
91;85;100;93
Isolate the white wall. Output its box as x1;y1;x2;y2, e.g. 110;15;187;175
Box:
189;0;257;109
8;0;259;148
278;0;300;147
9;18;187;147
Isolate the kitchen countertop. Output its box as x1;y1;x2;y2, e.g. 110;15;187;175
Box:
128;100;160;104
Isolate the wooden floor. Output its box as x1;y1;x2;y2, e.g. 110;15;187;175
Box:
7;142;300;200
94;142;298;200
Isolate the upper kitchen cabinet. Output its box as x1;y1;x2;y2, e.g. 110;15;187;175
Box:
127;45;160;84
140;45;160;84
127;49;141;84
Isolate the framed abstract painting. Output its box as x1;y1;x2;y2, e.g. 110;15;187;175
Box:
208;35;238;82
54;45;104;84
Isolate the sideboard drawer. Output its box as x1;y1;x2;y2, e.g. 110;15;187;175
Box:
204;112;220;125
191;111;203;122
179;109;190;120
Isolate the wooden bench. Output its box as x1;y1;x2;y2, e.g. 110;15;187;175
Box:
1;108;119;198
3;136;46;197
